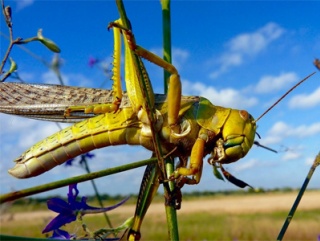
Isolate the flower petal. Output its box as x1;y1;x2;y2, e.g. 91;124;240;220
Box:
49;228;71;239
43;213;76;233
81;196;130;214
68;184;79;203
85;152;95;159
47;198;70;213
65;158;75;166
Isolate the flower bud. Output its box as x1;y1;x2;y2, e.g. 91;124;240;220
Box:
37;29;61;53
8;57;17;73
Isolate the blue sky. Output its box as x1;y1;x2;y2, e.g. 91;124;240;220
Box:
0;0;319;197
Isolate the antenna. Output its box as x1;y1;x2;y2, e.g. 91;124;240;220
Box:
254;72;316;123
254;141;277;153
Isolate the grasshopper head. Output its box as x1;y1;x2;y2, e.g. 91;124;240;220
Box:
211;109;256;164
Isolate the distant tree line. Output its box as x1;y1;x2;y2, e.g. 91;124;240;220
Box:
10;186;314;206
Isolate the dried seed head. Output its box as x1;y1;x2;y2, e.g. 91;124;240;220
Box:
4;6;12;26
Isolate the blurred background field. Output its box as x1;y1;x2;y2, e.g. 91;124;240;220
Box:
1;190;319;240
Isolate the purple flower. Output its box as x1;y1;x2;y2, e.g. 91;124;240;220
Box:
49;228;74;239
43;184;129;233
64;158;75;166
84;152;95;159
88;56;99;67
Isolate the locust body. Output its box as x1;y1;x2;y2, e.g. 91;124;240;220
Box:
0;17;258;182
0;14;258;185
0;82;256;179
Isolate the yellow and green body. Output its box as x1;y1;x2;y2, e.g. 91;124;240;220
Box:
0;83;256;180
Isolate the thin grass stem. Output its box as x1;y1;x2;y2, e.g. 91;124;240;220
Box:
0;157;157;203
277;152;320;240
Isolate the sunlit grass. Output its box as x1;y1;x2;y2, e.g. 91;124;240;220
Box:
139;210;320;240
1;193;319;240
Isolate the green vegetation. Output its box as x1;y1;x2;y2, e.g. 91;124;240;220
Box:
1;208;319;240
1;190;319;240
7;187;305;205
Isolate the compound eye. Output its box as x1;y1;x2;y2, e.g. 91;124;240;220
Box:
239;110;249;120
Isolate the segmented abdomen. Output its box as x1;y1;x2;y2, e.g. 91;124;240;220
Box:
8;108;142;178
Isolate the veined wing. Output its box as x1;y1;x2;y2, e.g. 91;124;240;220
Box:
0;82;199;123
0;82;121;123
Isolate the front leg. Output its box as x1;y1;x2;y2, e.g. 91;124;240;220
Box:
170;131;208;184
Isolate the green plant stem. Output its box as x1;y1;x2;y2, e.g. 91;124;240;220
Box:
116;1;179;239
0;157;157;203
161;0;172;93
276;152;320;241
116;0;167;178
164;158;180;241
161;0;179;240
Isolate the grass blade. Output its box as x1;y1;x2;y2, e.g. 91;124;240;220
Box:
277;152;320;240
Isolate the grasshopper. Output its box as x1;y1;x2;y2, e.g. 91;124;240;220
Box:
0;2;314;184
0;17;260;183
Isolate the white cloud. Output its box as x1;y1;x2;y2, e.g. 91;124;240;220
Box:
292;123;320;137
232;159;258;172
0;114;36;134
282;151;301;161
261;135;282;146
255;72;298;93
17;122;63;150
288;87;320;109
41;70;95;87
209;53;243;79
263;121;320;145
304;156;316;165
41;71;71;85
15;0;35;11
0;114;69;155
172;48;189;70
209;22;284;79
228;23;284;54
183;80;258;109
66;73;94;87
268;121;290;135
89;146;150;170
